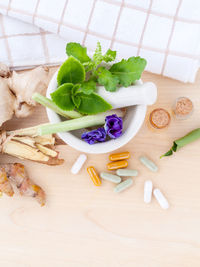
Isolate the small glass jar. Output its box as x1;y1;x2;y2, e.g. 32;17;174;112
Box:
148;108;171;130
172;97;193;120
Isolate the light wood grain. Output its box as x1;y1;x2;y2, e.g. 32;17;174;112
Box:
0;69;200;267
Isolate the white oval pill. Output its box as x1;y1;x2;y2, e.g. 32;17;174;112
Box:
144;180;153;203
71;154;87;174
153;188;169;209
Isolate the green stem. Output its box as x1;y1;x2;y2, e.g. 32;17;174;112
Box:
161;128;200;158
9;110;123;137
38;113;107;136
175;128;200;148
32;93;82;119
38;110;123;136
7;123;48;137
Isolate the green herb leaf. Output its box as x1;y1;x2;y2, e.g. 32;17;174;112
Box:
172;142;178;152
82;61;95;72
97;67;119;92
66;42;91;63
109;56;147;87
93;42;116;66
57;56;85;86
103;49;116;62
71;84;81;108
81;80;97;95
93;41;103;66
72;94;81;108
75;92;112;114
72;84;81;95
160;150;173;158
51;83;74;111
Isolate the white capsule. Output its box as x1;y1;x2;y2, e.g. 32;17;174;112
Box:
71;154;87;174
153;188;169;209
144;180;153;203
139;156;158;172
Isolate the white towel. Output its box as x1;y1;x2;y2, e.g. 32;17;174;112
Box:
0;0;199;83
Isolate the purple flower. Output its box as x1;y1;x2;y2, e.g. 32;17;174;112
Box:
104;114;123;139
81;127;106;144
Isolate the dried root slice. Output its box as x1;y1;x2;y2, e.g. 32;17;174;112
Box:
36;144;57;157
0;131;64;165
2;163;45;206
34;135;55;146
12;136;36;147
0;167;14;196
3;140;50;162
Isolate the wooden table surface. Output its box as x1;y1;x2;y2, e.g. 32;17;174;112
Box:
1;69;200;267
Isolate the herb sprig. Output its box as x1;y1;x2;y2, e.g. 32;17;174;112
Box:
52;42;147;115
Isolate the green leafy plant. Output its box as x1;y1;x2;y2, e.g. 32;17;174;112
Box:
57;56;85;86
51;83;75;111
73;92;112;115
81;80;96;95
97;67;119;92
51;42;147;115
109;56;147;87
66;42;91;63
51;82;111;115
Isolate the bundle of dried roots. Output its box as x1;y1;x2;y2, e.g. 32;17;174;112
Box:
0;130;64;165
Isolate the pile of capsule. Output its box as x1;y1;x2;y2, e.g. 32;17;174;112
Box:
87;152;138;193
139;157;169;210
71;152;170;210
144;181;169;209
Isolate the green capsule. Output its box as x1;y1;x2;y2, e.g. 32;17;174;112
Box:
139;156;158;172
116;169;138;177
100;172;121;183
114;178;133;193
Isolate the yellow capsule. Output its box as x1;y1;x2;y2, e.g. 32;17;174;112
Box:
107;160;128;170
109;151;130;161
87;166;101;186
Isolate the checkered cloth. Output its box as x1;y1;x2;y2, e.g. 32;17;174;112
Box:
0;0;199;82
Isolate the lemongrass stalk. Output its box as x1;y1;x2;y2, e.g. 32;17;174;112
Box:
38;115;104;135
7;123;48;137
8;110;123;137
32;93;82;119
